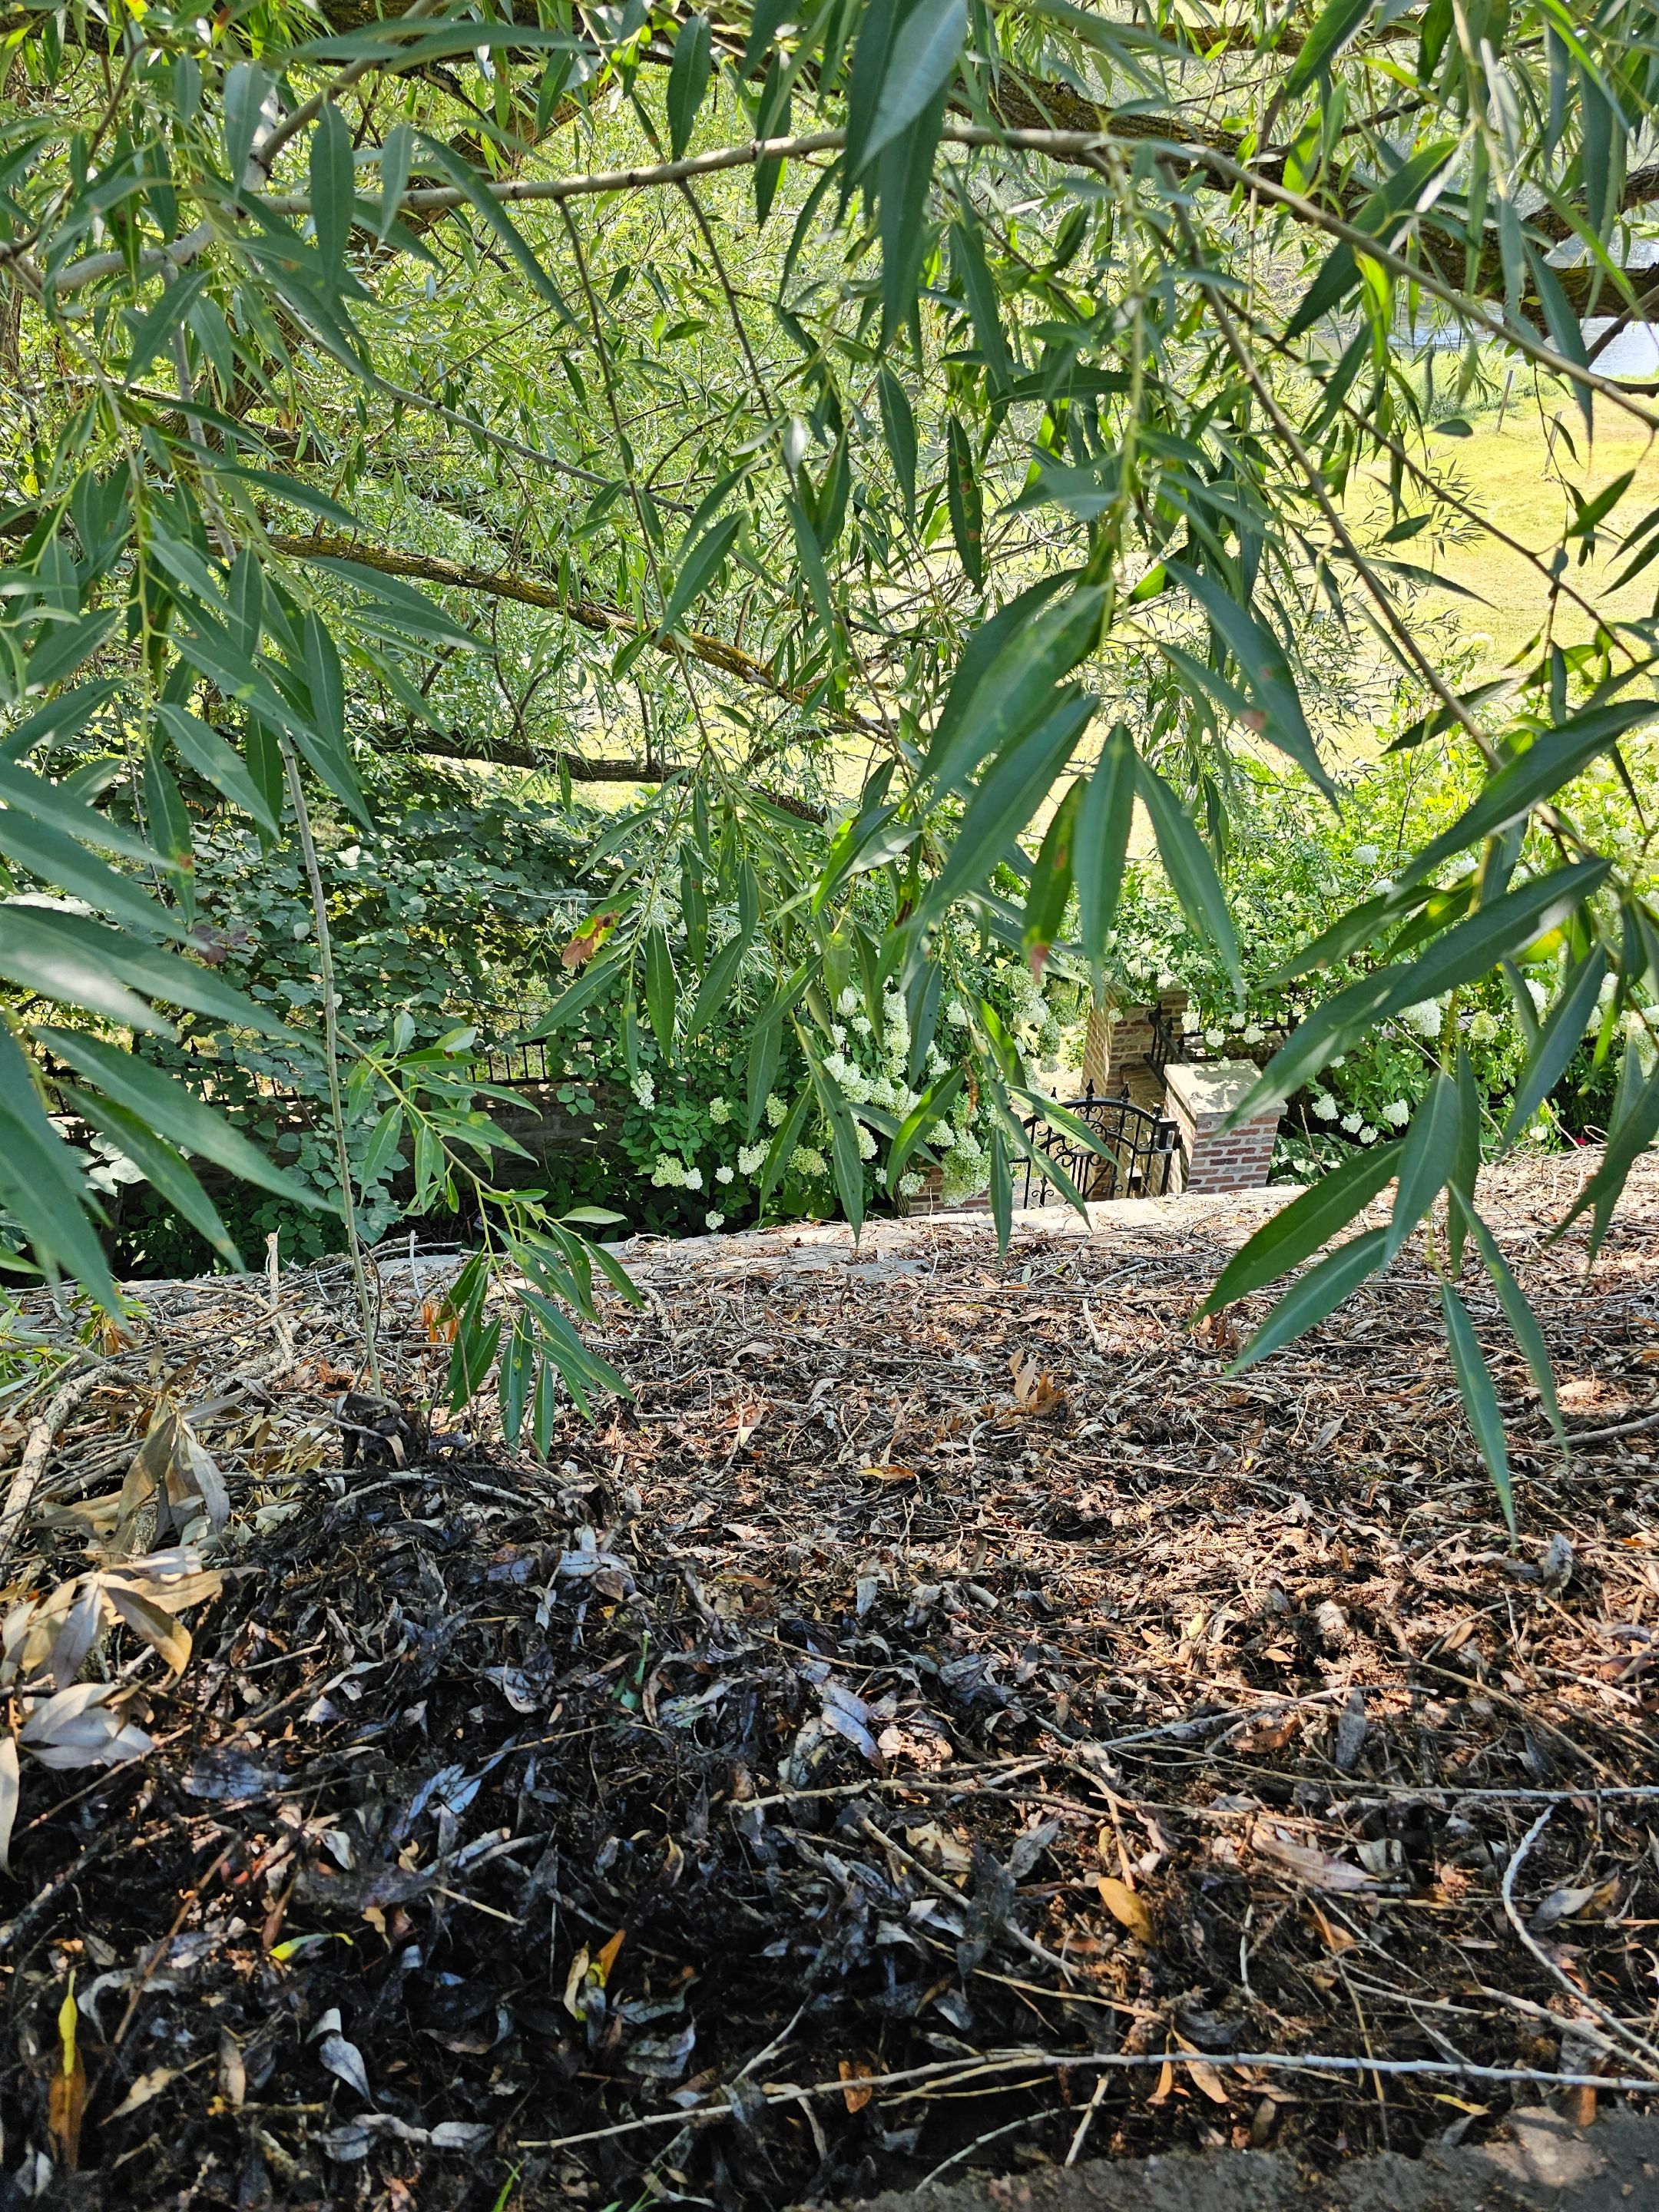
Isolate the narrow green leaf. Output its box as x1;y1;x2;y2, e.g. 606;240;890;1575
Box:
64;1087;240;1265
1200;1143;1398;1315
945;415;983;588
1386;1066;1463;1259
988;1122;1012;1250
917;689;1094;923
1021;780;1081;972
1439;1278;1515;1536
1231;1227;1389;1371
643;927;677;1056
38;1029;332;1210
1502;946;1607;1141
1452;1190;1567;1455
1167;560;1330;796
0;810;184;939
667;13;713;157
1134;759;1241;988
658;514;741;637
863;0;965;168
155;703;280;833
886;1067;963;1194
310;102;353;271
1075;722;1136;963
878;366;917;523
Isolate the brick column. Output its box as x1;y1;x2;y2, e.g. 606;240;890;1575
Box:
1081;1002;1114;1092
1164;1060;1280;1194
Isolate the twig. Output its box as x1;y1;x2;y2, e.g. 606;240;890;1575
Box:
0;1359;110;1571
1499;1807;1659;2081
513;2048;1659;2154
1064;2075;1108;2166
916;2113;1035;2192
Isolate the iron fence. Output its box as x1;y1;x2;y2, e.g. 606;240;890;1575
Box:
1016;1084;1182;1207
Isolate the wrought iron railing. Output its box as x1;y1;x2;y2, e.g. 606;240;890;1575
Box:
1016;1084;1182;1207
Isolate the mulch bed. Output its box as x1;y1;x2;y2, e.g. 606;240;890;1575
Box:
2;1154;1659;2210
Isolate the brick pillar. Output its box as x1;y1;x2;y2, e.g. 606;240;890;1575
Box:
1164;1060;1280;1194
1082;1001;1113;1092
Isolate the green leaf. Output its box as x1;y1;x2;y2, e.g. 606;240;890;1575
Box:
1021;779;1081;972
124;267;208;379
0;682;124;763
1242;862;1611;1116
916;689;1094;924
1232;1227;1389;1371
756;1084;812;1217
222;61;269;181
925;579;1102;792
863;0;965;167
945;415;983;588
0;1031;120;1308
686;929;750;1041
1075;722;1136;962
658;513;741;637
988;1121;1012;1250
360;1103;405;1184
1200;1143;1399;1315
154;703;280;833
1134;759;1241;988
1166;560;1330;796
416;133;578;328
498;1315;535;1449
642;928;677;1055
64;1087;241;1266
667;13;713;158
950;214;1012;392
1502;946;1607;1141
810;1057;866;1236
22;607;119;696
311;102;354;272
7;906;287;1033
878;367;917;523
0;757;154;864
0;809;184;940
1554;1055;1659;1258
1452;1190;1567;1455
0;907;160;1031
1406;701;1658;885
1386;1066;1463;1260
38;1029;333;1210
1439;1278;1515;1536
376;120;413;242
1286;0;1379;94
886;1068;963;1194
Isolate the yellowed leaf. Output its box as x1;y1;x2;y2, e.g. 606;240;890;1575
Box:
839;2058;873;2113
594;1928;626;1983
1097;1874;1155;1944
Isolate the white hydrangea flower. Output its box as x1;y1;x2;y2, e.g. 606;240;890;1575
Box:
852;1014;873;1038
945;999;968;1027
1351;843;1379;866
1469;1009;1501;1045
1312;1092;1339;1121
705;1210;725;1232
1340;1113;1362;1134
715;1164;733;1184
1381;1099;1410;1128
1525;976;1550;1012
707;1096;730;1124
792;1146;826;1177
836;986;859;1015
765;1093;787;1128
1358;1124;1379;1145
1204;1028;1225;1048
856;1123;877;1160
631;1072;656;1108
1242;1022;1264;1045
1228;1012;1245;1030
898;1171;923;1197
830;1022;847;1048
737;1142;767;1175
1181;1010;1200;1035
1399;999;1444;1039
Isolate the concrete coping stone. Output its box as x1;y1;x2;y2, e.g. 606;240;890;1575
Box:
1164;1058;1273;1121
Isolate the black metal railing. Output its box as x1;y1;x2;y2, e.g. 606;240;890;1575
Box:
1016;1084;1182;1207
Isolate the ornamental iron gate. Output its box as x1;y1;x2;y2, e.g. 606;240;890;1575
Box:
1016;1083;1182;1207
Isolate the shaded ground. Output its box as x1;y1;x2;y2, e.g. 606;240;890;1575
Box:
2;1155;1658;2208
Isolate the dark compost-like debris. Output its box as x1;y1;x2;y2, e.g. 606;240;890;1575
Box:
2;1152;1658;2208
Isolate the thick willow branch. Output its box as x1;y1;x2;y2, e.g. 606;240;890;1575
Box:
268;533;880;733
397;730;661;777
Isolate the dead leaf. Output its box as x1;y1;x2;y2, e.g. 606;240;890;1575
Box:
595;1928;626;1983
0;1735;18;1874
1097;1874;1155;1944
1253;1822;1379;1892
1307;1901;1356;1955
1177;2044;1231;2104
317;2031;373;2103
104;2065;179;2121
839;2059;874;2113
48;1978;85;2169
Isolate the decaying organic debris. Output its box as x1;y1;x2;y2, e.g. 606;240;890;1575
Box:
1;1156;1657;2207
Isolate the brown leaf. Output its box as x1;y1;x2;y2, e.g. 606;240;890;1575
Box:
48;1981;85;2170
1097;1874;1155;1944
839;2059;873;2114
1253;1823;1379;1892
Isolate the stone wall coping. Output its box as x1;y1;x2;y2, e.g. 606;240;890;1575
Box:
1164;1058;1273;1121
